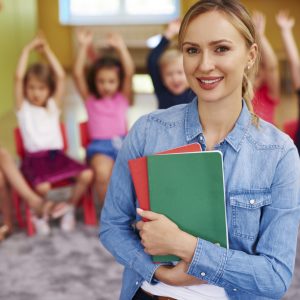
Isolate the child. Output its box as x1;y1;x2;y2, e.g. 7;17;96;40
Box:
252;11;280;125
14;35;93;234
0;147;47;237
147;19;196;109
73;30;134;209
276;11;300;153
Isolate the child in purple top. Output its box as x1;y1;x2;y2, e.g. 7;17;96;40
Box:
147;19;196;109
73;30;135;208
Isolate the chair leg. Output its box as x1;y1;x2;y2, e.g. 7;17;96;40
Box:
83;188;97;226
25;205;35;236
12;190;25;229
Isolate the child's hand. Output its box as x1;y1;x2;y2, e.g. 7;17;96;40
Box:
76;28;93;47
276;10;295;31
165;19;181;40
26;36;44;52
252;11;266;37
106;32;126;50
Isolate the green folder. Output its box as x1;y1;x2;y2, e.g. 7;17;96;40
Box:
147;151;228;263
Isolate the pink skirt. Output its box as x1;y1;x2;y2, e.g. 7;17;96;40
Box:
21;150;88;187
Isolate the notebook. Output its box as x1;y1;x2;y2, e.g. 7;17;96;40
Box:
147;151;228;262
128;143;202;215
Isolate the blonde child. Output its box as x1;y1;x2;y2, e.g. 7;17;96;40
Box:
14;36;93;234
147;19;196;109
73;30;134;209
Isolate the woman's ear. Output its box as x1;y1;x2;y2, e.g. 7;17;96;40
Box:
247;43;258;69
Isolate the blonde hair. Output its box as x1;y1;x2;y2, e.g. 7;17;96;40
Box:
179;0;260;124
159;48;182;69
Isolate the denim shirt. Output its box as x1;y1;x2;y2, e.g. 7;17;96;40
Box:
100;98;300;300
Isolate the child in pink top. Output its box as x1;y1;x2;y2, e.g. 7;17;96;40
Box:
73;30;134;208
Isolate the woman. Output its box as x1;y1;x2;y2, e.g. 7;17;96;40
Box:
100;1;300;299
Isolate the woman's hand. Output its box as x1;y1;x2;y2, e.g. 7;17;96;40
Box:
155;260;206;286
136;208;197;262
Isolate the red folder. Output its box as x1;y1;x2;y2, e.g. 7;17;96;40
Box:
128;143;202;218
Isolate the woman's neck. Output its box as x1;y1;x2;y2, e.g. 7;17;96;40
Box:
198;97;242;151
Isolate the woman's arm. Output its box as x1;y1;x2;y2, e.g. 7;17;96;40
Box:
73;29;93;101
106;33;135;105
276;11;300;90
41;37;66;106
14;37;41;110
136;140;300;298
253;11;280;100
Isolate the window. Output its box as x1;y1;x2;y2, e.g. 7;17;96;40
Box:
59;0;180;25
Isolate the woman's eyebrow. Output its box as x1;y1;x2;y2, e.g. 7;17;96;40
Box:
182;39;233;47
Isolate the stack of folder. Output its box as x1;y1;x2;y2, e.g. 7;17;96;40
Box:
128;144;228;262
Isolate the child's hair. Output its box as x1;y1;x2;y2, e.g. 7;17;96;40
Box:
178;0;261;124
24;63;56;96
158;48;182;69
87;56;124;98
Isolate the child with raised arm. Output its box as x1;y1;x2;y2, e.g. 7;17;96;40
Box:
147;19;196;109
276;10;300;152
252;11;280;124
73;30;134;209
15;36;93;234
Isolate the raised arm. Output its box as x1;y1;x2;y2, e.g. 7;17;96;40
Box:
14;37;41;110
40;37;66;106
106;33;135;105
276;11;300;90
147;19;181;94
253;11;280;99
73;29;93;101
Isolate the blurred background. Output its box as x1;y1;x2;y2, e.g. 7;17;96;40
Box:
1;1;300;300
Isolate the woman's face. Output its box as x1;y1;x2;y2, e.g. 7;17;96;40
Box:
182;11;256;105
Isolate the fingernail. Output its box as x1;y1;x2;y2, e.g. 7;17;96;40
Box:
136;208;143;214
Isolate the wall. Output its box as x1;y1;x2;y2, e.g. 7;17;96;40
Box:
0;0;37;117
182;0;300;57
37;0;72;70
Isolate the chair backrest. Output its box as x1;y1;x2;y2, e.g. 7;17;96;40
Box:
79;121;90;148
283;119;298;142
14;124;68;159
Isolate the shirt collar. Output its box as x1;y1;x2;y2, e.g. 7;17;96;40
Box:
185;98;252;152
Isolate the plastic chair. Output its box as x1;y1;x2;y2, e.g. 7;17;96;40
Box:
79;121;90;149
283;119;298;141
13;124;97;236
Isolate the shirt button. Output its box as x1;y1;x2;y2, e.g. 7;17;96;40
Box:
135;281;139;285
249;199;256;205
233;288;237;292
200;272;206;277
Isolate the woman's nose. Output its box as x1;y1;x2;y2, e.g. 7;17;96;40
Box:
198;51;215;73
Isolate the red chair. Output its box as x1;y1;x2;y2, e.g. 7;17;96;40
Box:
13;124;97;236
79;121;90;149
283;119;298;141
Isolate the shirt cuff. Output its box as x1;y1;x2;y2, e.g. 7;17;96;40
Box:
132;249;160;284
187;238;228;284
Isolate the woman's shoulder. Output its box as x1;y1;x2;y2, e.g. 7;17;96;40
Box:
247;118;295;152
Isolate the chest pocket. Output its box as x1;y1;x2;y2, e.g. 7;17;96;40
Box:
230;191;272;241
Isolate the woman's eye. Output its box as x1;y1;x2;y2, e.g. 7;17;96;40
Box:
186;47;198;54
216;46;229;53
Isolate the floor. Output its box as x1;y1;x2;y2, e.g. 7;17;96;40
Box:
0;223;299;300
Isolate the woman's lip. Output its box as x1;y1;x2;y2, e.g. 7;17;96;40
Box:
196;77;223;90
